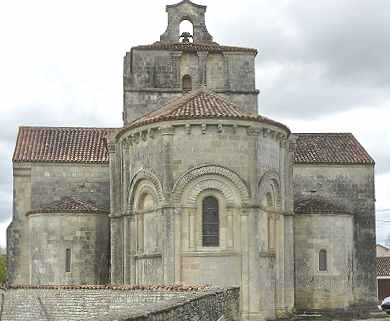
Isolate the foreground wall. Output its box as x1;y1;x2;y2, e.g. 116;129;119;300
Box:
0;286;239;321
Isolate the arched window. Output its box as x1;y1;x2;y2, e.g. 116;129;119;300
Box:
182;74;192;92
179;20;194;42
202;196;219;247
319;249;327;271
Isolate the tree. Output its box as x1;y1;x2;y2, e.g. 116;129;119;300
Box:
0;247;6;284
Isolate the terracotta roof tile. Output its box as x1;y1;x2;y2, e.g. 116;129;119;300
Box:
13;127;117;164
118;89;290;136
27;197;109;215
133;42;257;54
294;197;351;215
377;257;390;276
294;133;374;165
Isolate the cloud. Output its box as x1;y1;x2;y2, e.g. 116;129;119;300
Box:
206;0;390;118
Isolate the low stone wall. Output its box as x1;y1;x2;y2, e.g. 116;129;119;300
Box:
0;285;239;321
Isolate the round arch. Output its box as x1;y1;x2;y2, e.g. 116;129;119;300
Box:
127;169;164;213
258;170;282;210
172;164;250;206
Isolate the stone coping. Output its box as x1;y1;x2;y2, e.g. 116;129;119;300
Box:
2;284;212;292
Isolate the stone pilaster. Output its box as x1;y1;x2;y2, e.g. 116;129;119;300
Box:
108;141;124;284
197;51;208;86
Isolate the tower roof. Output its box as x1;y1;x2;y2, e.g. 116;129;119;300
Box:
117;89;290;137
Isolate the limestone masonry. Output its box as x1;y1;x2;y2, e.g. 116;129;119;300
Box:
7;1;377;320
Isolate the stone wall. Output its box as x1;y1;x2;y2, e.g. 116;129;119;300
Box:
293;164;377;309
109;119;294;320
28;212;109;285
7;163;110;285
294;213;354;310
123;50;258;124
0;286;239;321
30;164;110;210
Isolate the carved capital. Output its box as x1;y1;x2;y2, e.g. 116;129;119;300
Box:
107;142;116;154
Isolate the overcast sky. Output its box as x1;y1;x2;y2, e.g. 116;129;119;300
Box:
0;0;389;247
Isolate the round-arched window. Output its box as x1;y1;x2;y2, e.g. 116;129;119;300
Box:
319;249;327;271
182;74;192;92
202;196;219;247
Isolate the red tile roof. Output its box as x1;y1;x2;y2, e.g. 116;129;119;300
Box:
294;197;351;215
117;88;290;137
133;42;258;54
377;257;390;277
27;197;109;215
13;127;117;164
294;133;374;165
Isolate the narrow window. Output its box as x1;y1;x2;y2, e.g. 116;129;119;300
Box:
182;75;192;92
65;248;71;272
319;249;327;271
202;196;219;247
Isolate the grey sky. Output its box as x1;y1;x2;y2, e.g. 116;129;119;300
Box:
0;0;389;246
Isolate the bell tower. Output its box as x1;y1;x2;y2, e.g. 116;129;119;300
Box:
123;0;259;125
160;0;213;43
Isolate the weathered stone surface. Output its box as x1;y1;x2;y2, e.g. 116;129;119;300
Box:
293;165;377;310
0;287;239;321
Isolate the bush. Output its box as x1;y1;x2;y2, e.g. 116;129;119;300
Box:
0;255;6;284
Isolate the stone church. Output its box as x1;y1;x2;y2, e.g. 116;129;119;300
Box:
7;1;377;320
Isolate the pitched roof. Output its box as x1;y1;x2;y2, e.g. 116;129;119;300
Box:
377;257;390;277
27;197;109;215
293;133;374;165
13;127;117;164
118;88;290;136
133;42;257;54
294;197;351;215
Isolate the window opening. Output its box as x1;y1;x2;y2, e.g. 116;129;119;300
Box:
182;74;192;92
202;196;219;247
65;248;71;272
319;249;327;271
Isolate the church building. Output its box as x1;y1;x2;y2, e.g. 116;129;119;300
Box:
7;1;377;320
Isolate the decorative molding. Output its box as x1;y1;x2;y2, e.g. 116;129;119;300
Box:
172;164;250;205
127;168;165;214
258;170;282;210
182;178;238;207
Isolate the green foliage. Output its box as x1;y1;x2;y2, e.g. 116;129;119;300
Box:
0;254;6;284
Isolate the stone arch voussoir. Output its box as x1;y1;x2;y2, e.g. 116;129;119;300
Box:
128;169;164;212
172;164;250;206
258;170;282;210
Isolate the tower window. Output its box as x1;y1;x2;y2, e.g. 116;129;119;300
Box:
182;75;192;92
319;249;327;271
65;248;71;272
202;196;219;247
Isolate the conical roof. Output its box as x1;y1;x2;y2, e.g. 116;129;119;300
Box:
119;89;290;136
